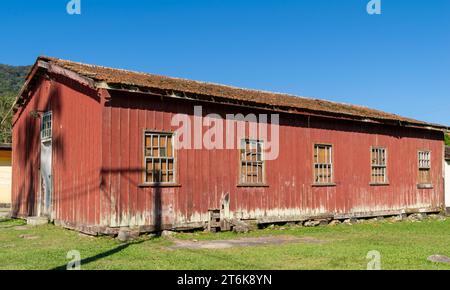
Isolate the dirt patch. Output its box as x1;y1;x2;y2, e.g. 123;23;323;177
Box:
168;235;325;250
13;226;29;231
19;234;39;240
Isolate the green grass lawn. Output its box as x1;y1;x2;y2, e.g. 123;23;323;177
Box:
1;216;450;270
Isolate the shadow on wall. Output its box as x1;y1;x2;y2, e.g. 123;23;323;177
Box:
100;167;163;232
153;170;162;234
11;164;163;230
12;73;172;225
11;73;101;218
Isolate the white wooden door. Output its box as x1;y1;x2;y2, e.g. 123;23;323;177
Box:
39;112;53;217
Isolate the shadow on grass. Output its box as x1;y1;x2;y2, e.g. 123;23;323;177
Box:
51;239;148;270
50;234;261;270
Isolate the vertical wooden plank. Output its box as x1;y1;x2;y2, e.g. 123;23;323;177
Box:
109;94;121;227
127;97;138;226
101;90;112;227
119;97;130;226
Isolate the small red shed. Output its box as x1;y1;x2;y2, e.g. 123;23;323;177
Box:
11;56;449;234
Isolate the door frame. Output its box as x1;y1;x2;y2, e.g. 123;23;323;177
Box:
445;159;450;212
38;111;53;218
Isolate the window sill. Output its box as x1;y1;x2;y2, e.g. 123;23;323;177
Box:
417;184;433;189
312;183;336;187
138;183;181;188
237;183;269;188
369;182;390;186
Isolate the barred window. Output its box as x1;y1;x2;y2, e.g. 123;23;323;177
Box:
41;111;52;141
240;139;264;184
418;151;431;184
314;144;333;184
144;132;175;184
371;147;387;184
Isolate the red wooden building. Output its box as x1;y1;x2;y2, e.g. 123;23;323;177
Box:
12;56;448;234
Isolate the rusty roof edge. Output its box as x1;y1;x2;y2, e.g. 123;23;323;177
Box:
14;60;43;104
12;59;98;127
14;59;58;107
46;62;96;89
14;58;96;107
16;56;450;133
41;57;408;117
97;81;450;132
11;60;45;127
59;58;448;131
39;56;413;118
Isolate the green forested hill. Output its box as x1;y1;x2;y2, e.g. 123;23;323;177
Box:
0;64;31;143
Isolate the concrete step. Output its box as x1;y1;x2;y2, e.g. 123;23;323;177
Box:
0;208;10;218
26;216;49;226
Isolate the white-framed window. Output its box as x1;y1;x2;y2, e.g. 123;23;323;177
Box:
418;151;431;184
371;147;387;184
314;144;333;184
40;111;52;141
143;131;175;184
240;139;264;184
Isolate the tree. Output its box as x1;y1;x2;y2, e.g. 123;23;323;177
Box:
0;64;31;144
445;133;450;147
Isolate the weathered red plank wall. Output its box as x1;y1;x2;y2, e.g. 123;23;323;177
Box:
12;76;444;230
101;90;444;229
12;74;103;226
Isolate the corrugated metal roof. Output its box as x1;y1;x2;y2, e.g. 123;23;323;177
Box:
18;56;449;130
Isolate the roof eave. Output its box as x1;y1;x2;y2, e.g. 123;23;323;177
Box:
15;57;450;133
98;81;450;132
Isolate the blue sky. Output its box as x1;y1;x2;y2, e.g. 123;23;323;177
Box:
1;0;449;125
